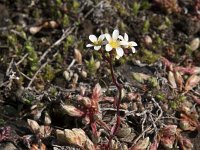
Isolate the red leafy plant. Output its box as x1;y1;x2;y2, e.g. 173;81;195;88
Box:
149;125;193;150
61;84;110;138
0;126;12;142
162;57;200;92
153;0;181;14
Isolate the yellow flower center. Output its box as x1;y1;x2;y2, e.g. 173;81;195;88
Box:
109;40;119;48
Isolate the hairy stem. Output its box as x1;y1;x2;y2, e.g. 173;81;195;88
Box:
107;53;123;148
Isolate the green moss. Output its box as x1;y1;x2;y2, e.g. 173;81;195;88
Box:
62;14;70;27
155;92;166;101
22;92;35;105
7;34;18;51
0;119;5;126
64;35;75;50
147;76;159;88
169;95;186;110
85;55;98;76
119;21;127;33
140;0;151;10
153;33;166;50
56;0;62;6
115;2;128;16
118;56;127;65
132;2;141;16
158;17;172;30
44;64;55;82
132;72;145;83
73;0;80;13
25;39;39;75
55;53;63;64
169;101;177;109
140;49;160;64
143;20;150;33
49;86;58;96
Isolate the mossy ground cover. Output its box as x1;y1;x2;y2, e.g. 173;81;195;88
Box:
0;0;200;149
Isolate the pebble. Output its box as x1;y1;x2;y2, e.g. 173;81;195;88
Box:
143;35;152;46
190;38;200;51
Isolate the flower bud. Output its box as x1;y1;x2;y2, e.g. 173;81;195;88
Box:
74;49;82;64
168;71;177;89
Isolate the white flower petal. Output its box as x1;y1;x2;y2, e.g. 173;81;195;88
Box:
89;35;97;43
116;55;121;59
131;47;136;53
124;33;129;41
105;44;112;51
129;41;137;46
98;34;105;41
86;44;94;47
118;35;124;40
112;29;119;40
94;46;101;50
105;34;111;41
119;41;128;46
116;47;124;57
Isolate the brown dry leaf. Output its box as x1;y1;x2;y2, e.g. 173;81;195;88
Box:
154;0;181;14
179;114;198;131
160;136;176;149
174;71;184;91
161;125;177;137
74;49;82;64
130;137;150;150
85;138;96;150
127;92;141;102
149;139;159;150
39;125;52;138
168;71;177;89
64;128;85;148
185;75;200;91
179;119;196;131
193;67;200;74
61;104;84;117
159;125;177;149
56;128;95;149
30;143;46;150
191;95;200;105
27;119;40;134
56;129;66;145
80;97;92;107
178;134;193;150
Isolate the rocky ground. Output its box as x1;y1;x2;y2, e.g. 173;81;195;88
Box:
0;0;200;149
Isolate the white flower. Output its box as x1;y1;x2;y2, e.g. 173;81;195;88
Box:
86;34;105;50
105;29;124;57
119;33;137;53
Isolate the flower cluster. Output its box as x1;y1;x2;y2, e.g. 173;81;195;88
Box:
86;29;137;59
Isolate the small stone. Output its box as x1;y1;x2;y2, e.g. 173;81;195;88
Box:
190;38;200;51
81;70;87;78
143;35;152;46
95;61;100;70
63;70;71;81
